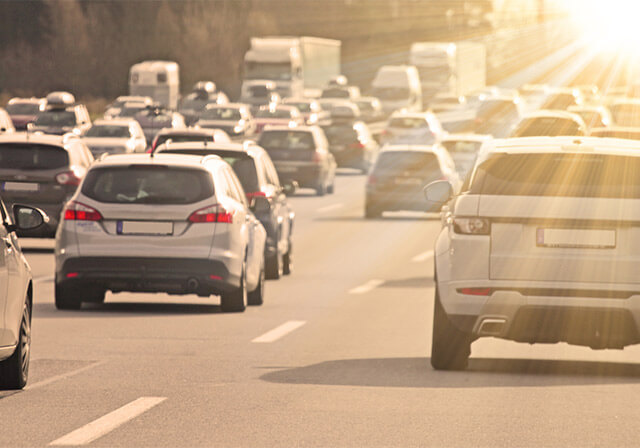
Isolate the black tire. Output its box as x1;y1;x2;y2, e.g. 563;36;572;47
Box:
221;265;247;313
364;202;382;219
327;182;335;194
55;280;82;310
315;182;326;196
0;298;31;390
265;248;283;280
430;287;472;371
282;243;293;276
248;264;265;306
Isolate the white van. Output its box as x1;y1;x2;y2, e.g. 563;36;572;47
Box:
129;61;180;110
371;65;422;115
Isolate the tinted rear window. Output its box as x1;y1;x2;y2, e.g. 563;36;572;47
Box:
34;110;76;127
0;144;69;170
85;125;130;138
323;124;358;145
513;117;582;137
82;166;214;204
322;88;349;98
202;108;241;120
610;104;640;126
543;94;576;110
373;151;439;174
258;131;315;151
6;103;41;115
470;153;640;198
256;109;292;119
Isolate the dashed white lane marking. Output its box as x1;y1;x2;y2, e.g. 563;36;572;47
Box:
49;397;167;446
34;275;54;284
316;203;344;213
411;250;434;263
252;320;307;343
27;360;106;392
348;279;384;295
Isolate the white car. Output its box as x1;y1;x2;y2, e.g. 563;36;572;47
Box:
511;110;587;138
55;153;266;312
383;111;444;145
82;118;147;157
0;202;48;389
424;137;640;370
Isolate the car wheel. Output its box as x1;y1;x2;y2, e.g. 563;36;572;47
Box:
364;202;382;219
430;286;471;371
327;181;335;194
315;182;326;196
265;247;283;280
84;288;106;304
221;263;247;313
0;298;31;390
248;263;265;306
283;243;293;275
55;280;82;310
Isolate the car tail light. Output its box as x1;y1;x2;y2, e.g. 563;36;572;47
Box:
367;175;377;185
349;142;365;150
188;205;234;223
312;151;323;163
56;170;82;186
458;287;492;296
64;201;103;221
453;217;490;235
66;272;79;279
246;191;267;199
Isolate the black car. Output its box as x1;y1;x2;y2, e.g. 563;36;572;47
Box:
156;142;294;280
258;126;336;196
322;121;378;172
0;133;94;237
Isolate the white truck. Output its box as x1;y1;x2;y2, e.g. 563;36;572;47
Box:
242;37;341;99
129;61;180;110
409;42;486;103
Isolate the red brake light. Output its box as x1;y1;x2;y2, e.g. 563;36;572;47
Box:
459;287;492;296
367;175;377;185
349;142;365;150
312;151;322;163
246;191;267;199
64;201;102;221
188;205;234;223
56;170;82;186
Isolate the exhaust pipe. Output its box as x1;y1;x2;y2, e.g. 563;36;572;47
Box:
186;278;200;293
478;318;507;336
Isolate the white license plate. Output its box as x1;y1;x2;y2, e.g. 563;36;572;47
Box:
394;177;422;185
3;182;39;192
117;221;173;235
536;228;616;249
277;166;297;173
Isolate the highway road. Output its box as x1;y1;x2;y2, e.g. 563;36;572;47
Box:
1;171;640;447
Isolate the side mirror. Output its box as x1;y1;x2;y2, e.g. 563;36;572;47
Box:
283;181;298;196
11;205;49;231
250;196;271;213
423;180;453;212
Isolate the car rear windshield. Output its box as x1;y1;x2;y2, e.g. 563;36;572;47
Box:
159;150;260;193
85;125;130;138
470;153;640;198
513;117;582;137
323;124;358;145
6;103;41;115
256;109;292;119
373;151;439;174
610;104;640;126
321;88;349;99
389;117;427;129
202;108;241;121
82;166;214;204
0;144;69;170
259;131;315;151
34;110;76;127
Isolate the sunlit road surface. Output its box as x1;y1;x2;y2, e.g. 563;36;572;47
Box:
0;170;639;447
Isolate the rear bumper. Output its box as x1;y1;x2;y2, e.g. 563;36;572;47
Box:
332;148;366;168
440;281;640;348
57;257;239;296
275;165;323;188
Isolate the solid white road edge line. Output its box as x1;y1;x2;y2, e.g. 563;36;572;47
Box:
411;250;434;263
49;397;167;446
316;203;344;213
27;360;107;391
252;320;307;343
348;279;384;295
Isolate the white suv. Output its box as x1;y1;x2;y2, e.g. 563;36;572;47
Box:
55;153;266;312
425;137;640;370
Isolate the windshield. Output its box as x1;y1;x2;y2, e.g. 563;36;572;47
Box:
470;153;640;198
256;109;292;119
0;144;68;170
373;151;440;174
258;130;315;151
85;125;130;138
82;166;214;204
512;117;583;137
6;103;41;115
34;110;76;127
245;61;292;81
372;87;410;100
202;108;241;120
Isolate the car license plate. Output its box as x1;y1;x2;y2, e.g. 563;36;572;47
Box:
2;182;39;192
277;166;297;173
536;228;616;249
117;221;173;236
394;177;422;185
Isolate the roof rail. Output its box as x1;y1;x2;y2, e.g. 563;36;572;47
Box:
201;154;222;164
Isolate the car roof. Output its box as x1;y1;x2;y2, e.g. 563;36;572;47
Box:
380;143;441;153
441;133;493;142
95;153;223;169
482;136;640;158
521;109;584;121
0;133;74;147
8;97;45;105
155;141;266;158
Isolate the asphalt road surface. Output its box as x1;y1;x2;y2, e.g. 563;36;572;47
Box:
0;170;639;447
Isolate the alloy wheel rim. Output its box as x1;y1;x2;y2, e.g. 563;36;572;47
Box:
20;304;31;376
